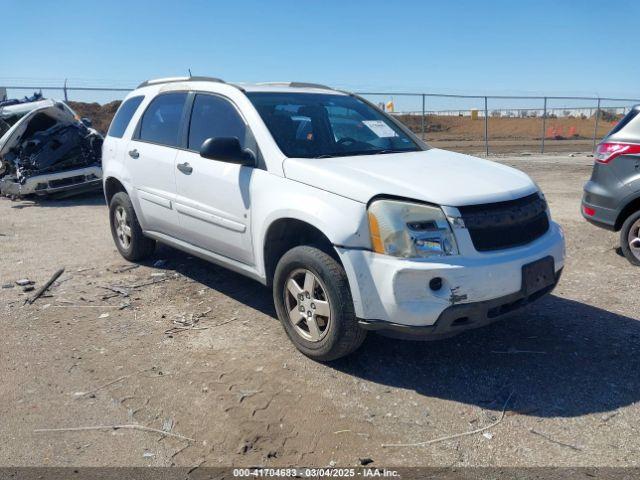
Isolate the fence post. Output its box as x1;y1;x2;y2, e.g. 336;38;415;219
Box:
484;96;489;156
63;79;68;102
541;97;547;154
421;94;426;140
592;98;601;152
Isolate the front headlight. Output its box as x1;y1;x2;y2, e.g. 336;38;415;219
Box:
368;199;458;258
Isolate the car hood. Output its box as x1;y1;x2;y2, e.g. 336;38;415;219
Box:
282;149;537;207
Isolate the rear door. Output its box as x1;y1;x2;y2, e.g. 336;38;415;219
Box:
126;92;188;237
174;92;256;264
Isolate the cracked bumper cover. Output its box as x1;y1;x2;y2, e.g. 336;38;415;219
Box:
336;221;565;336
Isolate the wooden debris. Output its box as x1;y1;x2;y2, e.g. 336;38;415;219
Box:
529;428;582;451
34;424;194;441
26;268;65;304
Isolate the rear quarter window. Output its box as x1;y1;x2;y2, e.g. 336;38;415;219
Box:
107;96;144;138
607;108;639;137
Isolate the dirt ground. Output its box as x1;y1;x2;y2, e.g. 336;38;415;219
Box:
1;153;639;468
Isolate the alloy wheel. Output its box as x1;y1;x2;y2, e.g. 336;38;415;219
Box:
114;206;132;250
283;268;332;342
628;218;640;261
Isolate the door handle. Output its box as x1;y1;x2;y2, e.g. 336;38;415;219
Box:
177;162;193;174
128;149;139;159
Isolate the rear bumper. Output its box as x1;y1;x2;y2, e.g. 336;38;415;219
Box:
581;180;620;230
0;166;102;197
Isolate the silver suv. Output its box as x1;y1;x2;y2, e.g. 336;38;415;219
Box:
582;105;640;265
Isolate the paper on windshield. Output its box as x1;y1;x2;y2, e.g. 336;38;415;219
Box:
362;120;398;138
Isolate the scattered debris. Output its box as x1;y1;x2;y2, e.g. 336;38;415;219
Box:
382;392;513;448
171;443;191;459
482;432;494;440
16;278;34;286
122;277;171;289
25;268;64;304
164;309;214;335
22;285;35;292
162;417;174;433
601;412;619;423
142;451;155;458
238;389;261;403
75;368;150;398
98;313;110;319
359;457;374;466
529;428;582;451
153;259;167;268
100;285;130;297
111;264;139;273
34;424;194;442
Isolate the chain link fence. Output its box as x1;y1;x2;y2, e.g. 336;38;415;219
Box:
4;82;639;155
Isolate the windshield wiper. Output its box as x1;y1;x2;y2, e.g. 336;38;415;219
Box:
313;149;417;159
373;149;416;154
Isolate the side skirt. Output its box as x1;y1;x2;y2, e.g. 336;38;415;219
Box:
143;230;267;285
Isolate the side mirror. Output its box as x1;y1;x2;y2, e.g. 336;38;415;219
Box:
199;137;255;166
81;117;92;128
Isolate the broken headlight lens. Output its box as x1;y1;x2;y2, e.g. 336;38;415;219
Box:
368;199;459;258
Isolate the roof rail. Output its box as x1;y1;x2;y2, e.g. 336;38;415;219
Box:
255;81;334;90
136;76;225;89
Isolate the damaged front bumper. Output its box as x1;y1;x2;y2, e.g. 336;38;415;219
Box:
336;221;565;339
0;165;102;197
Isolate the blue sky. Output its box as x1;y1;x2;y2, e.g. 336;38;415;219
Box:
2;0;639;105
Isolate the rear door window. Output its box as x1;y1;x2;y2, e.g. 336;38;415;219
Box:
107;96;144;138
137;92;188;147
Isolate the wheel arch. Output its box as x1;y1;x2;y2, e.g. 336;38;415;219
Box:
615;195;640;230
104;176;128;205
262;217;343;286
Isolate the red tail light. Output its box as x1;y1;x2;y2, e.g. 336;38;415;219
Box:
595;142;640;164
583;205;595;216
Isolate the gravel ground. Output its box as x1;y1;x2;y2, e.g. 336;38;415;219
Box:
1;153;639;468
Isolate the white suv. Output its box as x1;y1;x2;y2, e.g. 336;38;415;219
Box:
103;77;565;360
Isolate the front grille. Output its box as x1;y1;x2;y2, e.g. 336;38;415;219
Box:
458;193;549;252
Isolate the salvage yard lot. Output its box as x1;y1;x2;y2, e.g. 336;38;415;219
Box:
1;153;639;467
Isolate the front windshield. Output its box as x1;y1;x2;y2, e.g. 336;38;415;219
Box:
246;92;421;158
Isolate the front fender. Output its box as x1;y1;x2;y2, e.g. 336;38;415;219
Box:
251;175;371;278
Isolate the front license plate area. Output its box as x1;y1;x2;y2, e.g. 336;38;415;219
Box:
522;256;555;296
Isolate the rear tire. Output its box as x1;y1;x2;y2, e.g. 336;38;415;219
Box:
273;245;366;361
620;210;640;266
109;191;156;262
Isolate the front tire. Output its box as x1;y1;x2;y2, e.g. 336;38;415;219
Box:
273;246;366;361
109;192;156;262
620;210;640;266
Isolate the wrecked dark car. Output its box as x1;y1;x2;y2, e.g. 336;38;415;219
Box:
0;99;103;198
